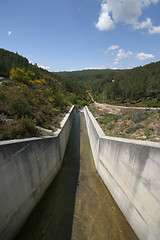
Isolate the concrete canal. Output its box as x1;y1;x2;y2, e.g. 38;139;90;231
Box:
15;112;137;240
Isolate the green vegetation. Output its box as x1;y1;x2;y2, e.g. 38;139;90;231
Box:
89;105;160;142
57;61;160;107
0;49;93;140
0;48;60;79
1;48;160;141
0;50;71;140
68;93;92;109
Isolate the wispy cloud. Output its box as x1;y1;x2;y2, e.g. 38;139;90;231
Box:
149;25;160;34
134;18;160;34
8;30;12;36
38;64;51;70
84;65;106;70
135;52;155;60
95;0;160;34
105;45;119;55
114;49;133;64
134;18;152;30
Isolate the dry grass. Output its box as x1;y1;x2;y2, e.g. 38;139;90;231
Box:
89;104;160;142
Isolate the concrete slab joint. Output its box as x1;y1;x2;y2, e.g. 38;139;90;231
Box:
83;106;160;240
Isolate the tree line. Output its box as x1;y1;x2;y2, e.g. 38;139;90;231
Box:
0;48;59;80
57;62;160;107
1;48;160;107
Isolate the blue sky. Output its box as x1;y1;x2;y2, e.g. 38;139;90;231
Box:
1;0;160;72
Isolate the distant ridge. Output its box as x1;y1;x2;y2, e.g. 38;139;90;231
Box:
57;60;160;107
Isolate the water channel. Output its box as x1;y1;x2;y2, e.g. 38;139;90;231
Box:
15;112;138;240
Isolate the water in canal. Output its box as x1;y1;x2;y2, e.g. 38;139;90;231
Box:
15;112;138;240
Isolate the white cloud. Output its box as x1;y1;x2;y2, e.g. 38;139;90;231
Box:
108;45;119;51
38;64;51;70
95;0;160;32
135;52;155;60
84;65;106;70
114;49;133;63
105;45;119;54
149;25;160;34
8;31;12;36
110;67;118;70
95;3;115;31
134;18;160;34
134;18;152;29
113;61;119;65
109;0;142;24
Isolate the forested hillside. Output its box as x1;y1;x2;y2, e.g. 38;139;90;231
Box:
57;61;160;107
0;48;59;79
57;69;118;95
0;49;70;140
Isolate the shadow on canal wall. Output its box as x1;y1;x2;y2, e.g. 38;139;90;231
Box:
0;106;77;240
16;113;80;240
84;106;160;240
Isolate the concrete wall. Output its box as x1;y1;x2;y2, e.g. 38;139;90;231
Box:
0;106;77;240
83;106;160;240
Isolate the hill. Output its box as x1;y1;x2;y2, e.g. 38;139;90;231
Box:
57;69;118;95
0;48;61;80
57;61;160;107
1;48;160;141
0;49;70;140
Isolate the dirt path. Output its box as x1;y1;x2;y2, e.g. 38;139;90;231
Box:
88;92;160;111
95;101;160;110
15;113;138;240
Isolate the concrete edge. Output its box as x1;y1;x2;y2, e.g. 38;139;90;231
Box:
84;105;160;240
101;136;160;148
0;105;77;240
85;106;160;148
84;106;105;138
0;105;75;146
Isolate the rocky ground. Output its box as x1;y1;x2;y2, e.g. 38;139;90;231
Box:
89;103;160;142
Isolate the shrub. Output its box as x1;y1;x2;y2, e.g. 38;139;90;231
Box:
10;68;36;84
69;93;77;105
107;123;115;130
144;128;150;139
0;117;40;140
125;125;144;134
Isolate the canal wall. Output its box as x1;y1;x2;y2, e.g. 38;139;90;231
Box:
83;106;160;240
0;106;77;240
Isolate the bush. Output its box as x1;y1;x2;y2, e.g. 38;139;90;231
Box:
10;68;36;84
144;128;150;139
0;117;40;140
0;67;70;140
125;125;144;134
107;123;115;130
69;93;77;105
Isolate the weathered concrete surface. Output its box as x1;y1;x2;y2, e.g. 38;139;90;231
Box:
0;106;76;240
84;106;160;240
15;113;81;240
71;113;137;240
16;112;137;240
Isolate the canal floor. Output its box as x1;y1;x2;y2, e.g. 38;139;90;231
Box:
15;112;138;240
